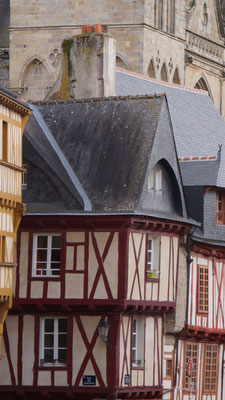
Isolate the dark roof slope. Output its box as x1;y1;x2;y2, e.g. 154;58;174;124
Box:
116;69;225;188
0;0;9;47
25;95;169;214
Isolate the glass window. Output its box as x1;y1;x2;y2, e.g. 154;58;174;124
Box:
132;317;145;368
146;235;160;279
40;318;67;366
32;234;61;277
184;342;198;390
203;344;218;393
197;265;208;314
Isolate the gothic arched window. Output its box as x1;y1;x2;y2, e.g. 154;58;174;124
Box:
148;60;155;78
160;63;168;82
21;58;51;101
173;68;180;84
194;77;213;101
167;0;175;33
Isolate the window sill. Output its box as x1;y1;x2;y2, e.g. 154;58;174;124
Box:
38;365;67;370
131;365;144;370
196;311;208;315
31;275;61;281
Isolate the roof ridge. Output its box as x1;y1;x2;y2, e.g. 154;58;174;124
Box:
179;156;217;161
116;67;209;95
31;93;166;105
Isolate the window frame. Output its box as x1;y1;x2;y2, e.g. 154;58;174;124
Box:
146;235;160;280
131;317;145;369
165;359;173;380
197;264;208;314
203;344;218;393
217;190;225;224
22;164;28;188
32;233;61;278
39;317;67;367
183;342;198;391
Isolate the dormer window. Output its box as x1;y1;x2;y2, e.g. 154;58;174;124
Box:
216;191;225;224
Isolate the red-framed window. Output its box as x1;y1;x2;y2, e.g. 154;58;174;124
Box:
217;191;225;224
203;344;218;393
183;342;198;390
197;265;208;314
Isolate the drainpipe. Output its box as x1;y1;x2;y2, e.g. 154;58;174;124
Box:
185;229;196;336
221;348;225;400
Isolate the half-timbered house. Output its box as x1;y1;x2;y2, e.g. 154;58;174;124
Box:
0;94;194;399
115;65;225;400
0;87;31;356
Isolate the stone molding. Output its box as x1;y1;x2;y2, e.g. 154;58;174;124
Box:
186;31;224;64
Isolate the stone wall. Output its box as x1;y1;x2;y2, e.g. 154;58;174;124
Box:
9;0;225;113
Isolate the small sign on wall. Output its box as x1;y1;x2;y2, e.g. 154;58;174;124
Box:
82;375;96;386
124;374;130;385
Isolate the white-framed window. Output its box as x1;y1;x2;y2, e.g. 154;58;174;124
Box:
32;234;61;277
132;317;145;368
148;166;162;191
155;168;162;191
146;235;160;278
22;165;28;188
40;318;67;366
148;170;154;190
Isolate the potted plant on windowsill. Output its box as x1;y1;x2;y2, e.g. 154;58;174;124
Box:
146;270;160;279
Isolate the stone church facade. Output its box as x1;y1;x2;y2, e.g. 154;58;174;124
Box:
1;0;225;116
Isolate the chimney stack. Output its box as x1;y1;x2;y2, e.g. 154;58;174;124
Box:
49;25;116;100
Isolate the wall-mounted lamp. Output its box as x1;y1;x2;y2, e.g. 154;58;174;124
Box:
98;318;110;347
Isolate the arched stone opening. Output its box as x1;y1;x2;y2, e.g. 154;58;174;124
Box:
194;77;213;101
173;68;180;84
160;63;168;82
116;56;130;71
148;60;155;78
21;58;52;101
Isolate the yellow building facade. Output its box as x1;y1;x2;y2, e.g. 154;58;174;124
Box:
0;88;31;354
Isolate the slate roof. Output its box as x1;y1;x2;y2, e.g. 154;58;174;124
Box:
24;96;162;213
23;94;191;224
0;0;9;48
116;68;225;188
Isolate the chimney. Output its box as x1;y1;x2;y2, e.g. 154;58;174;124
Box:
49;25;116;100
73;25;116;98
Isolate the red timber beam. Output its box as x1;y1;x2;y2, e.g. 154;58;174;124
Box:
20;215;191;235
192;241;225;259
180;324;225;342
11;299;176;314
0;386;163;399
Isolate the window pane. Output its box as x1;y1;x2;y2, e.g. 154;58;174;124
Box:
51;249;61;261
58;334;67;348
44;349;54;361
36;262;47;276
37;236;48;248
44;334;54;347
37;249;47;262
58;349;67;363
51;264;60;275
44;319;54;332
52;236;60;248
58;319;67;332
